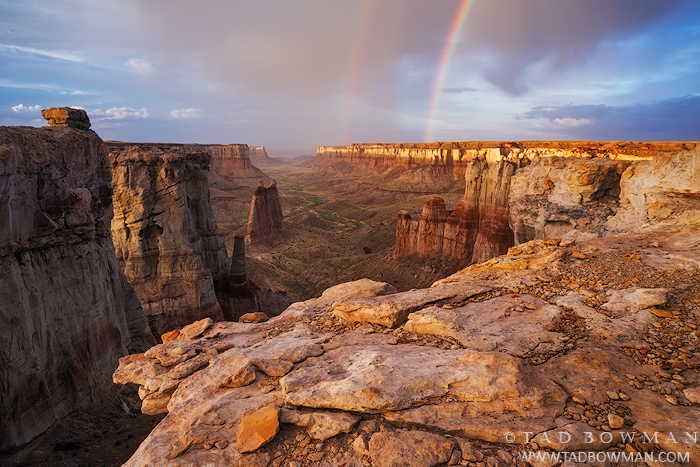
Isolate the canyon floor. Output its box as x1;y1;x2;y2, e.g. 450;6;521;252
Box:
215;159;467;301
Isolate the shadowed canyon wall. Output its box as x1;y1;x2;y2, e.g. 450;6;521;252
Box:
0;110;154;449
110;145;231;336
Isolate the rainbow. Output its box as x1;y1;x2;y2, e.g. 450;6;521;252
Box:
424;0;475;143
341;0;375;144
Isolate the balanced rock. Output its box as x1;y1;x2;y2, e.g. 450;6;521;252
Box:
41;106;91;130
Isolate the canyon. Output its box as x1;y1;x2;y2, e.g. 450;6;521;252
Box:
112;145;700;466
111;142;700;466
2;111;699;467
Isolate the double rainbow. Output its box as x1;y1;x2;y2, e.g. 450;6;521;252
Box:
424;0;474;143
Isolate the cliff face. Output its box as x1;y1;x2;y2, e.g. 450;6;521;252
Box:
107;142;269;188
509;157;631;244
246;180;284;244
110;145;230;336
314;141;691;195
0;113;154;449
607;148;700;233
394;157;518;265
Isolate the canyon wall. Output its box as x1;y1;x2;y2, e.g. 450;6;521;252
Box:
246;180;284;245
107;142;268;188
110;145;230;336
0;110;154;449
395;145;700;267
248;146;276;166
315;141;692;195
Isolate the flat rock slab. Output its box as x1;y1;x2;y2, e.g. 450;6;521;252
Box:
332;284;492;328
405;294;564;356
369;430;454;467
242;326;327;363
383;396;565;445
539;344;639;405
280;344;564;413
554;293;654;345
321;278;397;301
237;405;279;453
279;408;360;441
601;287;668;314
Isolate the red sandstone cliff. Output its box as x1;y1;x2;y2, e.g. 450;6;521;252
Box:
394;157;519;265
0;109;154;449
314;141;693;196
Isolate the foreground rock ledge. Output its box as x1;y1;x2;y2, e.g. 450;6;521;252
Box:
113;220;700;466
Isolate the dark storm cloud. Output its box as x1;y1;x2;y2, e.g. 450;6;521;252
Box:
459;0;690;95
521;95;700;140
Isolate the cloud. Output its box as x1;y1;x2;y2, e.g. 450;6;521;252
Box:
170;108;201;119
92;107;149;120
441;87;477;94
11;104;41;113
1;44;85;62
0;79;60;91
521;95;700;140
126;57;153;74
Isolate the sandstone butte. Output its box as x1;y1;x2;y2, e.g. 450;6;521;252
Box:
112;144;700;465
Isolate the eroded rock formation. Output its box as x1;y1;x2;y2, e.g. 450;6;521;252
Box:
248;146;279;166
246;180;284;244
395;157;519;265
0;113;154;449
107;142;268;189
110;145;230;336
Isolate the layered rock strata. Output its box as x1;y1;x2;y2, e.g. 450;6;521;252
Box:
113;221;700;465
395;157;519;265
397;146;700;268
315;141;692;194
0;112;154;449
110;145;231;335
246;180;283;245
106;142;268;188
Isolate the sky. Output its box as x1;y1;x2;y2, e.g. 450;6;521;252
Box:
1;0;699;155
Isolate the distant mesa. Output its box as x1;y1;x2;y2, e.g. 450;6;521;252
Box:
41;106;91;130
